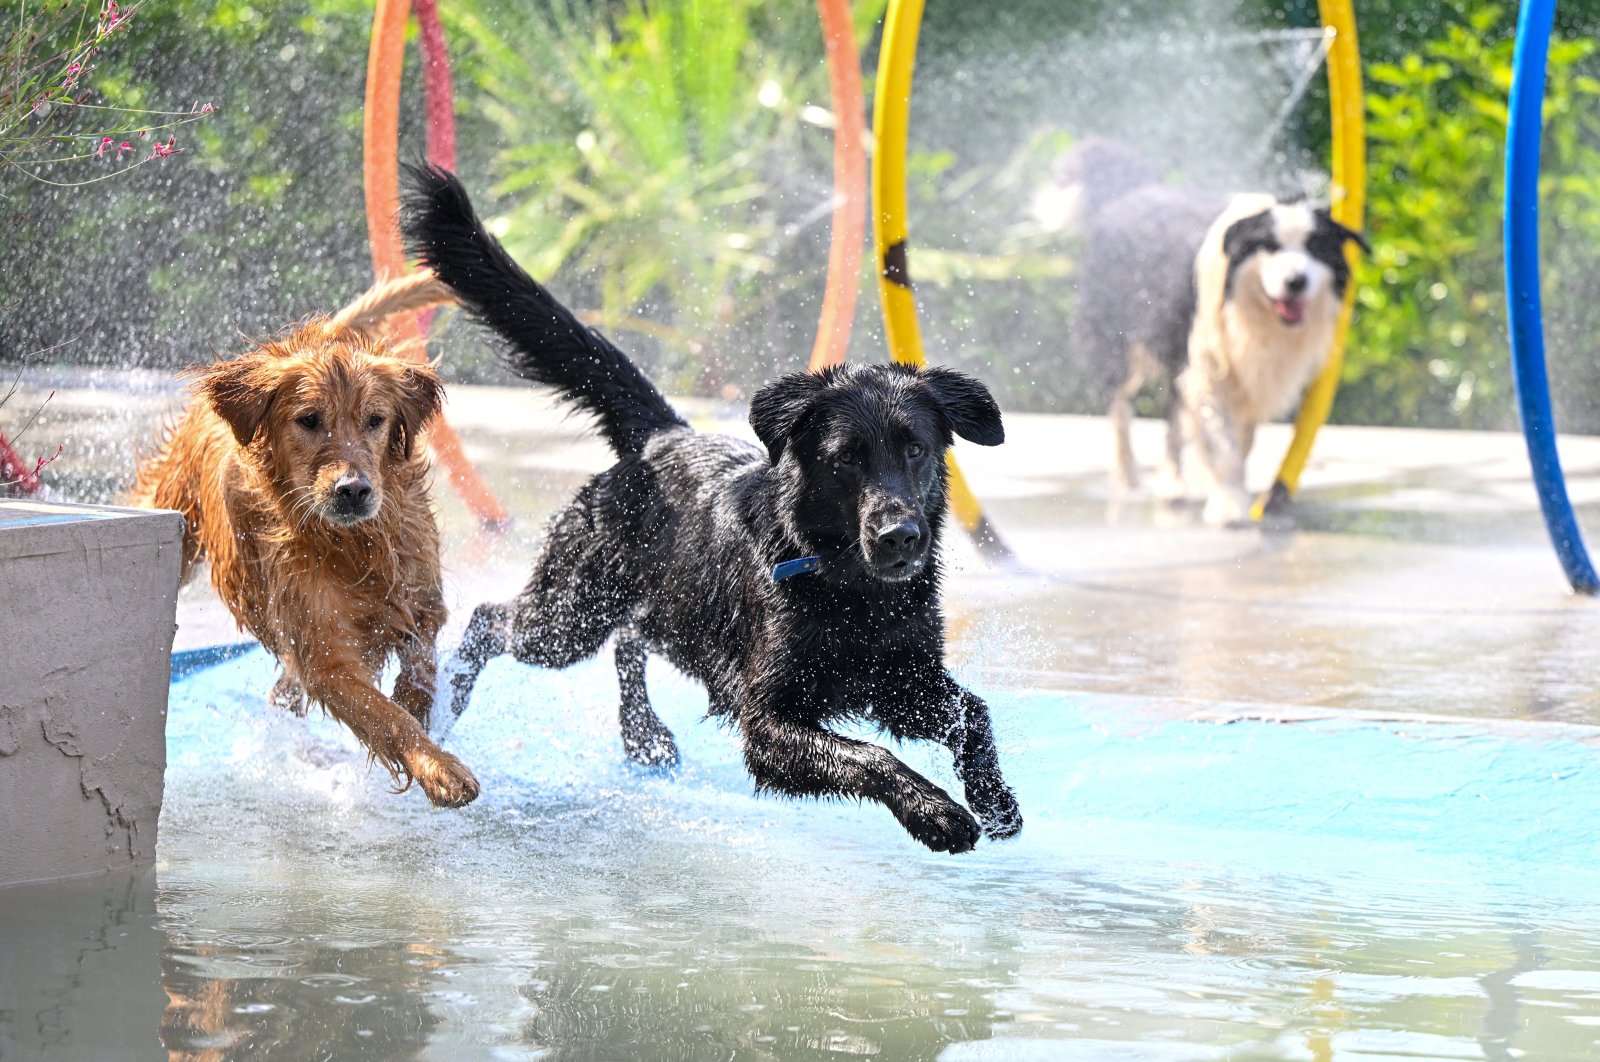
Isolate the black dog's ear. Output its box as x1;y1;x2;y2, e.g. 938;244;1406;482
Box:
749;371;828;464
1313;208;1371;255
920;367;1005;446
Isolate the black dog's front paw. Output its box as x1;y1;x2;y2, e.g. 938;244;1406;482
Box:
971;784;1022;840
893;786;982;854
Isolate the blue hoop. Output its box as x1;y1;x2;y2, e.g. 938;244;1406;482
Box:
1505;0;1599;593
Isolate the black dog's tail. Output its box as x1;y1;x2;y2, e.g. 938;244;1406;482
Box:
401;164;687;456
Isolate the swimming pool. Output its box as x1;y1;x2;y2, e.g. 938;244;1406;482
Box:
6;645;1600;1060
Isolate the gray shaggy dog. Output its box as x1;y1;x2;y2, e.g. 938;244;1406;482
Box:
1056;139;1224;495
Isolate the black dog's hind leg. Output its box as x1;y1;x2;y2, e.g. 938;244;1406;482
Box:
438;601;512;736
444;495;637;736
615;631;678;767
875;677;1022;841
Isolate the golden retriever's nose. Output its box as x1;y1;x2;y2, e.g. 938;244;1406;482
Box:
332;470;375;519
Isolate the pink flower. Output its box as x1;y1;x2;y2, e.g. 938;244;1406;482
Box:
99;1;124;34
96;136;114;157
151;136;177;159
117;141;132;158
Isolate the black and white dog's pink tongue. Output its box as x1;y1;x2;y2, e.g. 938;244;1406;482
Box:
1273;297;1306;325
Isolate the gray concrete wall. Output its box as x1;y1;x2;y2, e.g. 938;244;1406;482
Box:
0;500;184;887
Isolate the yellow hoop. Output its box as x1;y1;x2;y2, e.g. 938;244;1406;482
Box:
872;0;1011;558
1256;0;1367;519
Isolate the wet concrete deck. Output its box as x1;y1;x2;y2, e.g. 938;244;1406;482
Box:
12;375;1600;726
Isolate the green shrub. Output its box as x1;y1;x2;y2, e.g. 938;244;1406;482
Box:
1347;3;1600;430
447;0;887;393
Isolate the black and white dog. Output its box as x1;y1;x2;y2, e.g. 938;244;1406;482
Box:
1180;194;1368;525
403;166;1021;853
1059;142;1367;522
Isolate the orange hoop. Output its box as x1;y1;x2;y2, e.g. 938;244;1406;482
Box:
364;0;509;528
806;0;868;372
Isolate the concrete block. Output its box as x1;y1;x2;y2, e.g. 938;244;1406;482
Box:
0;499;184;887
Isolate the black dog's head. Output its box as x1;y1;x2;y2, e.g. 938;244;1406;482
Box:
749;363;1004;584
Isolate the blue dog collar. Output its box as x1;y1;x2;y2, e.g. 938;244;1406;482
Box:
771;555;820;582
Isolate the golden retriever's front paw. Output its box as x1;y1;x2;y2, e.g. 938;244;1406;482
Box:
411;748;481;808
269;673;308;717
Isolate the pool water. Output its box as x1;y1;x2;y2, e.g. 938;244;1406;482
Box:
6;646;1600;1060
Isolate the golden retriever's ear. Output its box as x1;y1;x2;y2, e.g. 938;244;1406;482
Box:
392;364;445;459
198;353;279;446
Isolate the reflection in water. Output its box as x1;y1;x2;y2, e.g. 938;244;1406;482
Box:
1479;931;1546;1062
158;933;444;1061
0;867;165;1061
512;945;1003;1058
7;654;1600;1060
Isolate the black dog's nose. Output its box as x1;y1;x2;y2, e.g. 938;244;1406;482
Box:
335;471;372;505
1284;273;1308;295
876;519;923;557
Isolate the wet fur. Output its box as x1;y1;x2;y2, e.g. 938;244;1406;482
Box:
129;274;480;807
404;166;1021;853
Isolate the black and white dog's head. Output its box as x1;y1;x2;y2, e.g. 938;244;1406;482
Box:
1220;201;1369;327
749;364;1003;584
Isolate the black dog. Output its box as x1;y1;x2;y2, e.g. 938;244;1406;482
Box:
402;167;1021;853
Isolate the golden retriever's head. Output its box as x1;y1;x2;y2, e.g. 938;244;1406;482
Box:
197;321;444;528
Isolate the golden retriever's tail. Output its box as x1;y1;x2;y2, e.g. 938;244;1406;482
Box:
332;270;457;338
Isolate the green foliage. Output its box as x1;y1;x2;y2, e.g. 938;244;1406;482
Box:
0;0;393;369
449;0;883;392
1;2;212;184
1347;4;1600;429
12;0;1600;437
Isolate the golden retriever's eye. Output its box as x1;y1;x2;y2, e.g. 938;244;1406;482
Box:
297;412;321;432
367;413;385;431
906;442;926;460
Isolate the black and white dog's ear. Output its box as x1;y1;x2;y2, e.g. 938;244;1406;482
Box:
921;367;1005;446
1221;209;1277;263
1313;208;1371;255
750;371;829;464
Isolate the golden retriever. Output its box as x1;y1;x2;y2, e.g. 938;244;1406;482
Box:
132;272;479;807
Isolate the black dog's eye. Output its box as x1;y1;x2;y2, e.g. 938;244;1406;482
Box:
367;413;385;431
834;450;859;467
906;442;926;459
297;413;321;432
